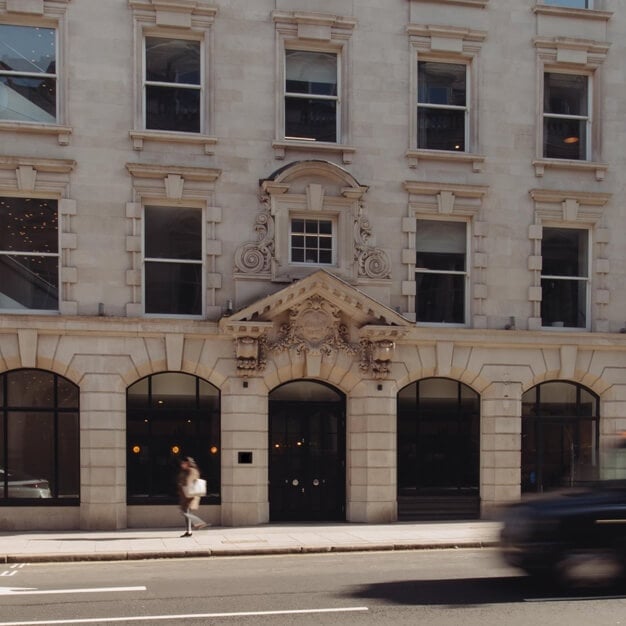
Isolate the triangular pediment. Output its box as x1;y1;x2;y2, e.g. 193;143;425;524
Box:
220;271;409;379
221;270;409;330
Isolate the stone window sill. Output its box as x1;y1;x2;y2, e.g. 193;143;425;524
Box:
0;121;72;145
533;5;612;21
273;139;356;164
406;149;485;172
533;158;608;181
130;130;218;154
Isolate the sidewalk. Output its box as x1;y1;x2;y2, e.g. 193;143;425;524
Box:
0;521;501;564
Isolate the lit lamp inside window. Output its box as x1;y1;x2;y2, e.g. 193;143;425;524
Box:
563;136;579;144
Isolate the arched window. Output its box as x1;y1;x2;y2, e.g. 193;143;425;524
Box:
0;369;79;502
397;378;480;520
127;372;220;503
522;381;599;493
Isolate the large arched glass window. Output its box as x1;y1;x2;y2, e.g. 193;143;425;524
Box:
127;372;220;503
0;369;79;502
522;381;599;493
397;378;480;520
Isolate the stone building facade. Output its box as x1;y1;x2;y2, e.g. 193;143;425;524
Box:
1;0;626;530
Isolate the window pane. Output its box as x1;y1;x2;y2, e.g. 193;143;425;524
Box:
151;372;197;409
542;228;588;277
58;377;79;409
145;206;201;260
285;97;337;141
0;76;56;123
0;255;58;310
57;412;79;497
543;0;588;7
541;277;586;328
8;411;54;496
544;118;587;159
544;73;588;116
417;220;466;251
146;38;200;85
145;261;202;315
7;370;54;408
286;51;337;96
418;108;465;151
146;85;200;133
416;272;465;323
418;62;466;106
0;198;58;253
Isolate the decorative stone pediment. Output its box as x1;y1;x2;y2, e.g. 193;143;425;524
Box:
221;270;409;378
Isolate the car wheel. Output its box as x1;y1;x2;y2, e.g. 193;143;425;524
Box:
555;549;624;589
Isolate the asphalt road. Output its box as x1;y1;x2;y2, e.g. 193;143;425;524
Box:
1;549;625;625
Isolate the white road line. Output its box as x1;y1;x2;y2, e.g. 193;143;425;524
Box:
0;586;147;596
0;572;17;577
0;606;369;625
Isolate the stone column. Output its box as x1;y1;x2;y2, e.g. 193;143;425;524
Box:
346;381;397;523
79;373;127;530
480;381;522;517
220;377;269;526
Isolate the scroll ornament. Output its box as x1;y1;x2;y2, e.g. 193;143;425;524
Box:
234;208;275;274
354;215;391;279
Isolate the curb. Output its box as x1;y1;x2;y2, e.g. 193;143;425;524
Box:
0;540;500;564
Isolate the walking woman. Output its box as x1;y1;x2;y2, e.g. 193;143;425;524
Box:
177;456;208;537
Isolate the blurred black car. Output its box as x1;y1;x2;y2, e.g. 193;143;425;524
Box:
500;480;626;588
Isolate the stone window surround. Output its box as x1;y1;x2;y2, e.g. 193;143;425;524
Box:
533;36;610;180
272;10;357;165
533;2;612;21
0;0;72;145
0;155;77;315
234;160;391;285
528;188;611;332
402;181;489;327
128;0;218;154
406;24;487;173
125;162;222;319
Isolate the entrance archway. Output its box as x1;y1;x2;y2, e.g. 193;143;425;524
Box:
522;381;599;493
269;380;345;522
397;378;480;520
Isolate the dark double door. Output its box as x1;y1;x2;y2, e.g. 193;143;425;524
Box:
269;399;345;522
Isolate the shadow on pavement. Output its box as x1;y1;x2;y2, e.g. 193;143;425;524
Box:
345;576;626;606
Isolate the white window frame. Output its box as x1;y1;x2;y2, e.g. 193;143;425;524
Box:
540;226;591;330
416;60;469;153
414;217;470;327
142;34;204;134
142;202;206;319
283;47;340;143
542;70;592;161
288;214;337;266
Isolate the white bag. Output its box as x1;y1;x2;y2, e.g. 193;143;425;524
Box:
183;478;207;497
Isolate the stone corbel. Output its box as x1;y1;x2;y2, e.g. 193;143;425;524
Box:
235;336;267;377
359;327;408;379
219;321;273;377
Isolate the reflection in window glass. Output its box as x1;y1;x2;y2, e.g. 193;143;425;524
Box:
290;218;334;264
543;73;589;159
0;25;56;123
0;198;59;311
0;369;79;501
522;381;599;493
127;373;220;503
145;37;201;133
543;0;589;8
541;227;588;328
418;62;467;151
144;207;203;316
415;220;467;324
285;50;338;142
